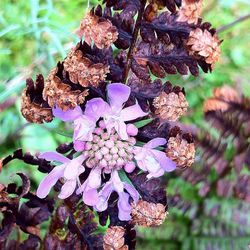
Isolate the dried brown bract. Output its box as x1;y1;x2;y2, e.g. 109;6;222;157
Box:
177;0;203;24
131;200;167;227
153;90;188;121
204;85;241;112
187;28;221;69
78;11;118;49
103;226;128;250
43;67;88;111
63;44;110;87
21;75;53;124
166;134;195;168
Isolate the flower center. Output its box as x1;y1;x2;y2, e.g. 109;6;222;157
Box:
84;120;136;173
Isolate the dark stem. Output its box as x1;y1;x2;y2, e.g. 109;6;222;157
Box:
217;14;250;33
123;0;147;83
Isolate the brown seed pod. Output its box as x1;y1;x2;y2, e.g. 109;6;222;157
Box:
177;0;203;24
103;226;128;250
43;67;88;111
21;75;53;124
166;134;195;168
131;200;167;227
153;91;188;121
63;44;110;88
187;28;221;69
77;11;118;49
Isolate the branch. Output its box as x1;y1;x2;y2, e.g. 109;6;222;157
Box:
217;14;250;33
124;0;147;83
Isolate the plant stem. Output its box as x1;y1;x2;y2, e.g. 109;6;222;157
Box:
217;14;250;33
124;0;147;83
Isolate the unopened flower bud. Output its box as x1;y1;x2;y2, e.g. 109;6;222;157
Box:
124;162;136;173
127;124;138;136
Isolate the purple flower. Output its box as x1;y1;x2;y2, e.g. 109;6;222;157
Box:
94;171;139;221
76;167;102;206
134;138;176;179
37;152;86;199
53;83;147;143
53;98;109;147
103;83;147;140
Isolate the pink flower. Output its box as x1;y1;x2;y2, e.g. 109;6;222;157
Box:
37;152;86;199
94;171;139;221
76;167;102;206
134;138;176;179
103;83;147;140
53;98;109;146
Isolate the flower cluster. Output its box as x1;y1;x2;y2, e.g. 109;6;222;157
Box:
37;83;176;220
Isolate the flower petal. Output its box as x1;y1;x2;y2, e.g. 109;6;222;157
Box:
36;165;65;198
84;98;110;121
145;138;167;149
118;192;132;221
120;102;147;122
83;188;99;206
126;124;138;136
58;179;76;199
152;149;176;172
124;183;139;202
73;116;95;142
88;168;102;189
53;106;82;121
107;83;130;110
39;152;70;164
116;120;129;140
64;155;86;180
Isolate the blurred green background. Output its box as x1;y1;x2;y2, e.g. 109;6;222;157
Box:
1;0;250;249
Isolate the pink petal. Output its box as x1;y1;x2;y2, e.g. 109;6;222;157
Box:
36;165;65;198
84;98;110;121
64;155;86;180
118;192;132;221
124;183;139;201
83;188;99;206
73;116;95;142
53;106;82;121
39;152;70;164
58;179;76;199
145;138;167;149
88;168;102;189
107;83;131;110
116;120;128;140
152;149;176;172
120;102;147;122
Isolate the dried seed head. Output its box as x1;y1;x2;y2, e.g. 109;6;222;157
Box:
204;86;241;113
131;200;167;227
177;0;203;24
21;75;53;124
43;68;88;111
187;28;221;69
153;91;188;121
103;226;128;250
166;134;195;168
63;45;109;88
78;12;118;49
